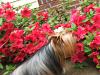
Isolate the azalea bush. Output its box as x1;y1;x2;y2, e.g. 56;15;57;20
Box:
0;1;100;75
69;4;100;69
0;2;53;65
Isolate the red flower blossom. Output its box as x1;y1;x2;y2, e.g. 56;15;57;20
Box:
2;22;14;30
2;2;12;9
11;39;24;49
22;43;34;54
13;52;26;63
54;23;71;28
21;7;31;18
93;57;99;64
70;10;86;26
0;8;4;17
92;14;100;24
37;11;48;21
95;7;100;14
9;30;24;42
71;51;87;63
90;33;100;49
74;26;87;40
76;43;84;52
42;12;48;21
84;4;94;13
4;10;16;21
42;23;53;34
89;52;99;58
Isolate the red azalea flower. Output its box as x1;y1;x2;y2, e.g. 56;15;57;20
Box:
0;8;4;17
9;30;24;42
13;52;26;63
2;22;14;30
11;39;24;49
4;10;16;21
22;43;34;54
90;33;100;49
74;26;87;40
76;43;84;52
84;4;94;13
33;22;40;30
2;2;12;9
42;23;53;34
93;57;99;64
92;14;100;23
70;10;86;26
54;23;71;28
95;7;100;14
89;51;99;58
37;11;48;21
71;51;87;63
42;12;48;21
21;7;31;18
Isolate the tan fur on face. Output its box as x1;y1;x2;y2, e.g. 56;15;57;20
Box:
50;32;76;66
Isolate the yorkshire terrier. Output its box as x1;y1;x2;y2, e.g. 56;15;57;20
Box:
11;31;76;75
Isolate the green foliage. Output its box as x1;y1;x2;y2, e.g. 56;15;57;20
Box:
3;64;16;75
0;64;3;70
83;33;95;46
84;46;92;55
67;23;77;31
0;18;3;26
96;65;100;69
74;62;88;69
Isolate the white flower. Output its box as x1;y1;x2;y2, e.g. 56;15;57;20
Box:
54;27;64;33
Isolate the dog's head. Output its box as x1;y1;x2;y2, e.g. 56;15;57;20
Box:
49;31;76;60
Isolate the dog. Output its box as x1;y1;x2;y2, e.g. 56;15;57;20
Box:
11;31;76;75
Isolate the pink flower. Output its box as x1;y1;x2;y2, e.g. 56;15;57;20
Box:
21;7;31;18
4;10;16;21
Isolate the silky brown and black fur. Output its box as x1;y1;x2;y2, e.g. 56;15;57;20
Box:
11;32;76;75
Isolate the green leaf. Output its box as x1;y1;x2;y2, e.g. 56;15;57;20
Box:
97;55;100;59
0;18;3;26
71;23;77;30
0;31;6;39
3;71;9;75
0;63;3;69
96;65;100;69
84;46;92;54
84;33;94;45
74;62;88;69
83;18;89;22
